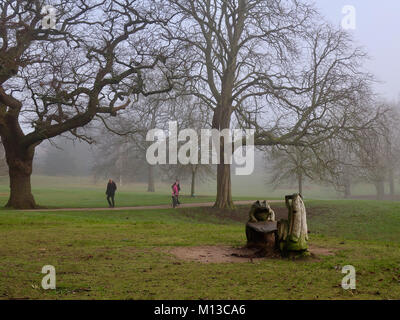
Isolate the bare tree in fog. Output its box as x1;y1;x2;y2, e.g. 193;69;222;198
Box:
91;128;149;187
92;92;170;192
355;103;400;200
160;95;215;197
264;95;387;199
165;0;376;208
0;0;176;208
266;145;318;196
383;103;400;198
314;101;399;200
265;138;363;198
93;92;215;196
318;138;358;199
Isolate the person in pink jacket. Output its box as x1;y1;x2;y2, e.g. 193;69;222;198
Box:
172;182;179;208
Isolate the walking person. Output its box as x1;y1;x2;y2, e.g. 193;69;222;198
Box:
175;179;181;205
106;179;117;208
171;182;179;208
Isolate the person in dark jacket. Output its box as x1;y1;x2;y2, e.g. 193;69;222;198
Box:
106;179;117;208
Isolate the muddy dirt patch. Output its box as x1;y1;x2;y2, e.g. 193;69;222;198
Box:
167;245;337;264
168;246;260;263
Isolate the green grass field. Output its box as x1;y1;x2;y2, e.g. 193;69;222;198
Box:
0;175;258;208
0;173;396;209
1;197;400;300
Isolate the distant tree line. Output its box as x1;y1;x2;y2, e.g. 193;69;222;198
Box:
266;101;400;200
0;0;389;208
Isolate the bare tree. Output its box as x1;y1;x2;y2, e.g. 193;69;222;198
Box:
165;0;375;208
92;90;172;192
160;95;215;197
314;100;399;200
0;0;175;208
355;103;400;200
357;131;388;200
383;103;400;198
319;138;358;199
266;145;317;196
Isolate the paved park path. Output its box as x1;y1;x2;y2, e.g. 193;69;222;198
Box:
20;200;284;212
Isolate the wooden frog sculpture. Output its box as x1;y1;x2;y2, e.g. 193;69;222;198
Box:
248;200;276;223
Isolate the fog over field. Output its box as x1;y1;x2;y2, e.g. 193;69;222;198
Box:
0;0;399;207
5;133;393;201
3;1;392;202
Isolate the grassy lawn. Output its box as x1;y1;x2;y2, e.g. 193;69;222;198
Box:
0;175;258;208
1;199;400;299
0;174;396;208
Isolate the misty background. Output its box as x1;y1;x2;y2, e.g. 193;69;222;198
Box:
1;0;399;200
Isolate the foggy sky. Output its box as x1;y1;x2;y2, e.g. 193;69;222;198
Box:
314;0;400;102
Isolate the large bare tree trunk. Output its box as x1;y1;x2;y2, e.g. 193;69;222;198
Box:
3;142;37;209
147;164;155;192
214;163;233;208
213;105;234;209
297;172;303;195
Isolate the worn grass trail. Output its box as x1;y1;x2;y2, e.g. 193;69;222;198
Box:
18;200;284;212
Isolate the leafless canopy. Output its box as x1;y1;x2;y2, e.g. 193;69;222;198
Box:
163;0;378;208
0;0;177;146
164;0;378;145
0;0;181;208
